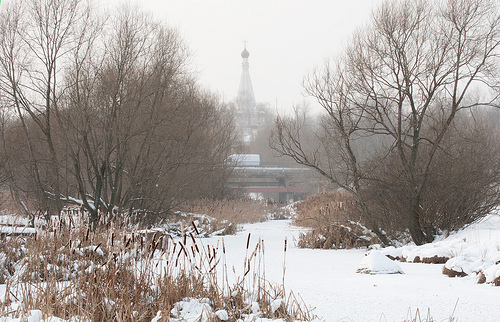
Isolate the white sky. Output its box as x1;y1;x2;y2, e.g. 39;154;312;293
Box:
115;0;385;114
2;0;384;114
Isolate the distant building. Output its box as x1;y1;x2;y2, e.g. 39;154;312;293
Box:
235;45;266;143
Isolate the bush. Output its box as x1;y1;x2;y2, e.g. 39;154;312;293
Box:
294;191;362;228
297;223;374;249
294;192;378;249
361;117;500;242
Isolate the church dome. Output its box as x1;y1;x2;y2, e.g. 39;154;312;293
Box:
241;47;250;58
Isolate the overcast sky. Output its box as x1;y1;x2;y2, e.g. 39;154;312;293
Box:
113;0;386;114
2;0;384;113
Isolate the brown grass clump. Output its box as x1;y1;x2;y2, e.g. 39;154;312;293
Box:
401;255;449;264
160;211;238;237
1;221;316;321
385;254;400;261
442;266;467;278
421;256;449;264
297;223;373;249
477;272;486;284
129;198;282;238
294;191;378;249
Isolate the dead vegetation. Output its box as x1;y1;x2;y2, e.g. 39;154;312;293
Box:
441;266;468;278
293;191;378;249
145;198;288;238
0;219;315;321
182;198;286;225
403;305;457;322
421;256;449;264
399;255;450;264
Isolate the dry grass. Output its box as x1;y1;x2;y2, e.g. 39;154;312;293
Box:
296;224;374;249
441;266;467;278
182;198;286;225
421;256;449;264
0;237;25;284
145;199;288;238
401;299;458;322
293;191;361;229
401;308;456;322
293;192;378;249
0;221;315;321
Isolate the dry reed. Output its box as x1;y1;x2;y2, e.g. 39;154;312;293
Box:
0;220;315;321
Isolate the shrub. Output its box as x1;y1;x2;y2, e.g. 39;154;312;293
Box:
361;117;500;243
294;192;378;249
297;221;375;249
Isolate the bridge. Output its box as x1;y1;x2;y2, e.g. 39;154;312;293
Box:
227;166;319;203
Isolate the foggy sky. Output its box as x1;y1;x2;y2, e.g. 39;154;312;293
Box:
104;0;385;114
1;0;384;114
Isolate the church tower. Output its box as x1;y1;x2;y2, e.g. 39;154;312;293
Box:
235;44;260;142
237;45;256;113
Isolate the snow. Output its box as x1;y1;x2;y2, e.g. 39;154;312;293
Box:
1;215;500;321
1;310;67;322
167;297;289;322
357;250;405;274
382;216;500;263
170;298;212;321
0;226;36;235
484;264;500;283
270;299;284;314
202;218;500;321
214;309;229;320
0;215;29;226
376;216;500;284
150;311;162;322
25;310;42;322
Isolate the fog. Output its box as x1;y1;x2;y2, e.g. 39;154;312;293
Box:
105;0;384;114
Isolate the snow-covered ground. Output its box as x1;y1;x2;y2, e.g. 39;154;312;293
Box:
1;215;499;321
203;218;500;321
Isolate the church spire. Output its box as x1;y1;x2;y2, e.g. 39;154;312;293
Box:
235;43;263;143
236;43;256;114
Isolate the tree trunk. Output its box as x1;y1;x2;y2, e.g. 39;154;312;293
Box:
408;202;427;246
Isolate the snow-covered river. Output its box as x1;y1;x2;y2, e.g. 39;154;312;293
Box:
206;219;500;321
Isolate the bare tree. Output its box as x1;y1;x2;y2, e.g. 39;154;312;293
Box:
272;67;391;244
272;0;500;245
60;5;237;226
1;1;237;226
0;0;94;218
